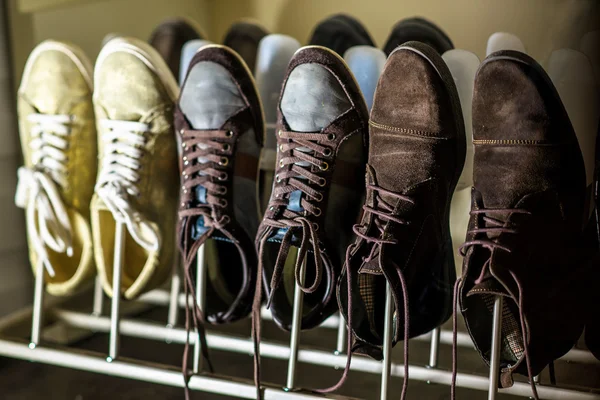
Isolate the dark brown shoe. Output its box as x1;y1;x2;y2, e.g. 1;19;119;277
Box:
175;44;264;326
149;18;204;80
383;17;453;56
458;50;590;395
255;46;368;331
337;41;464;372
223;20;268;75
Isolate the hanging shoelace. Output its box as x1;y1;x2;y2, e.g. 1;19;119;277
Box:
315;183;414;399
95;119;161;253
15;114;75;277
253;129;333;396
452;207;539;400
178;128;234;398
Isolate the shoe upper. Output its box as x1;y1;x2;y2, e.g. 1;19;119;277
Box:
383;17;454;56
16;40;96;296
256;46;368;330
175;45;263;323
460;50;590;386
91;38;179;299
222;21;269;75
149;18;204;81
338;43;464;358
308;14;375;57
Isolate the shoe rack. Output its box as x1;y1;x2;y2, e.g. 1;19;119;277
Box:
1;2;600;400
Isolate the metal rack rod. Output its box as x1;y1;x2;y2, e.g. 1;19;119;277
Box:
137;288;600;365
0;338;356;400
48;309;600;400
286;257;307;390
107;221;126;362
380;283;394;400
489;296;503;400
193;244;207;373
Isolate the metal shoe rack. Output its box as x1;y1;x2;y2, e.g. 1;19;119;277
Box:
0;221;599;400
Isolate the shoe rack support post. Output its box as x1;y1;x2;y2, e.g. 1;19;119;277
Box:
335;314;346;355
92;276;104;316
108;222;126;362
193;244;207;374
30;259;46;348
167;266;181;328
428;327;441;369
380;282;394;400
489;295;503;400
285;256;307;390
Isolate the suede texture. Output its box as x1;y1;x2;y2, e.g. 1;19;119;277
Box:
383;17;454;56
222;21;269;75
460;50;592;386
256;46;369;330
149;18;203;80
175;45;264;324
338;42;465;358
308;14;375;57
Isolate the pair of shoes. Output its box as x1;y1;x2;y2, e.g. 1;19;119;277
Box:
17;37;179;299
308;14;453;57
453;51;592;398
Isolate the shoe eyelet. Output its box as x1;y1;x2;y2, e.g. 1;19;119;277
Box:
223;144;231;152
225;130;233;138
314;193;323;202
317;177;326;187
218;173;228;181
313;207;322;217
327;133;336;141
219;157;229;166
319;162;329;171
322;148;332;157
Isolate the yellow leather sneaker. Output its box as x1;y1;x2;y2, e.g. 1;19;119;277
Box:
16;40;97;296
91;37;179;299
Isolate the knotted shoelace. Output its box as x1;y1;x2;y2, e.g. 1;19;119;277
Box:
95;119;160;252
15;114;74;277
178;128;235;398
452;207;539;400
318;183;414;399
253;129;333;397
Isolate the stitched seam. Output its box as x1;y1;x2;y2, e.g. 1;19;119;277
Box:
369;120;444;138
473;139;561;146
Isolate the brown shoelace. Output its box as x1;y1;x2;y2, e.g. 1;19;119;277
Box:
253;129;333;397
453;207;539;400
178;128;235;399
318;183;413;398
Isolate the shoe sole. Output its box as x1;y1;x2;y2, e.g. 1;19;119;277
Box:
95;36;180;102
20;40;94;92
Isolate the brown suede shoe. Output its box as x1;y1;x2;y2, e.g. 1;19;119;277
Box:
337;41;465;380
255;45;368;331
175;44;264;326
458;50;590;395
223;20;268;75
149;18;204;80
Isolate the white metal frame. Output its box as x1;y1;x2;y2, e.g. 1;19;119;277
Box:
1;224;599;400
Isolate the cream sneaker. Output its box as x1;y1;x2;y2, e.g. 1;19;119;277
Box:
16;40;97;296
92;37;179;299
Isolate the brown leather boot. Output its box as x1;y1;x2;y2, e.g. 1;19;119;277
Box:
337;41;465;391
458;50;591;397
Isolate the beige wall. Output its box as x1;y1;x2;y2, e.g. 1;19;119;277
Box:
8;0;600;81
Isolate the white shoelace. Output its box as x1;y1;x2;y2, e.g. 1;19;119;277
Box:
95;119;160;252
15;114;75;277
